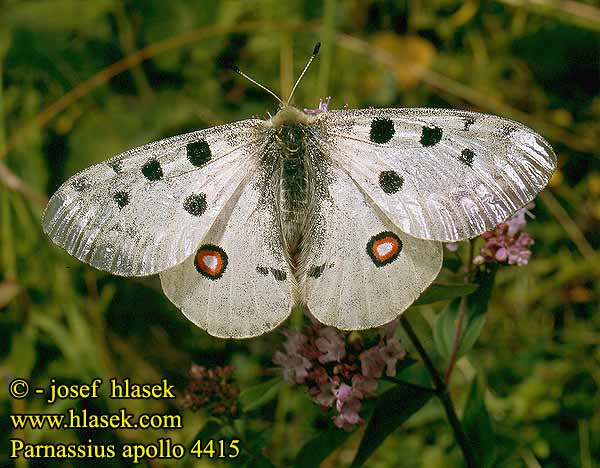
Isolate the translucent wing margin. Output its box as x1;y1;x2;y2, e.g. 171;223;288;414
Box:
159;170;292;339
301;161;442;330
43;119;264;276
318;108;556;242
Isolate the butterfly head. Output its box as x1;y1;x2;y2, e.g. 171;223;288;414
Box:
268;105;313;130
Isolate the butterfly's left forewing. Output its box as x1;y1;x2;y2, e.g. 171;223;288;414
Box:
43;120;264;276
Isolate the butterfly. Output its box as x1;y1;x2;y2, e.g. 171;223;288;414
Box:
42;43;556;338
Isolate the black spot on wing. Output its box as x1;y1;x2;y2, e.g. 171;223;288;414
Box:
463;117;475;131
187;140;212;167
460;148;475;167
141;159;163;181
308;264;326;279
71;177;89;192
270;268;287;281
420;126;443;146
369;118;395;144
113;191;130;209
183;193;207;216
501;126;517;137
378;171;404;194
256;266;269;276
107;159;123;174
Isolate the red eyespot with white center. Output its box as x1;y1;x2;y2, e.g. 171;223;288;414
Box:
194;244;228;280
366;231;403;267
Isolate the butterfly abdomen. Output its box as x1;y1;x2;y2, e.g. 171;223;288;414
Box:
272;120;316;279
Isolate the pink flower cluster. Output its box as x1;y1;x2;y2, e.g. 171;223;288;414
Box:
273;319;406;430
473;204;535;266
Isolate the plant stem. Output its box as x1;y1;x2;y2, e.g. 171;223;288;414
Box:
445;240;475;384
400;315;477;468
382;376;436;394
444;295;468;384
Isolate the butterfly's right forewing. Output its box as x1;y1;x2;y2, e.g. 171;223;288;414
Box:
319;108;556;242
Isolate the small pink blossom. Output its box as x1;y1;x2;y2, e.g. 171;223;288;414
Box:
382;339;407;377
333;397;364;430
334;383;354;411
274;320;407;431
445;242;459;252
283;330;306;355
351;374;377;399
359;346;386;378
273;351;311;384
310;379;336;407
304;96;331;115
475;204;536;266
316;327;346;363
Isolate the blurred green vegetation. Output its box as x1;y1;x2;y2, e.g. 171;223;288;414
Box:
0;1;599;467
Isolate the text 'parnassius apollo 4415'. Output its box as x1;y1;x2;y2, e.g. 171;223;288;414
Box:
42;46;556;338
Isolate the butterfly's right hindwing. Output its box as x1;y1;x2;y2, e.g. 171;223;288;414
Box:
300;160;442;330
43;120;264;276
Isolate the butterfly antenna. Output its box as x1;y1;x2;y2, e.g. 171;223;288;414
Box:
229;64;285;107
287;42;321;105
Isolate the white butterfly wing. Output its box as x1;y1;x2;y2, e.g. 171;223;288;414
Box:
43;120;264;276
159;172;293;339
302;162;442;330
319;108;556;241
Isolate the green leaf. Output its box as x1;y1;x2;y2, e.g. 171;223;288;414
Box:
241;452;277;468
415;282;478;305
432;266;497;360
351;383;433;467
293;429;354;468
239;377;283;413
457;266;497;357
433;298;461;360
463;375;496;468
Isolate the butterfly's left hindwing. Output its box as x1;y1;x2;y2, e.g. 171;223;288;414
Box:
43;120;263;276
159;159;293;339
318;108;556;242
